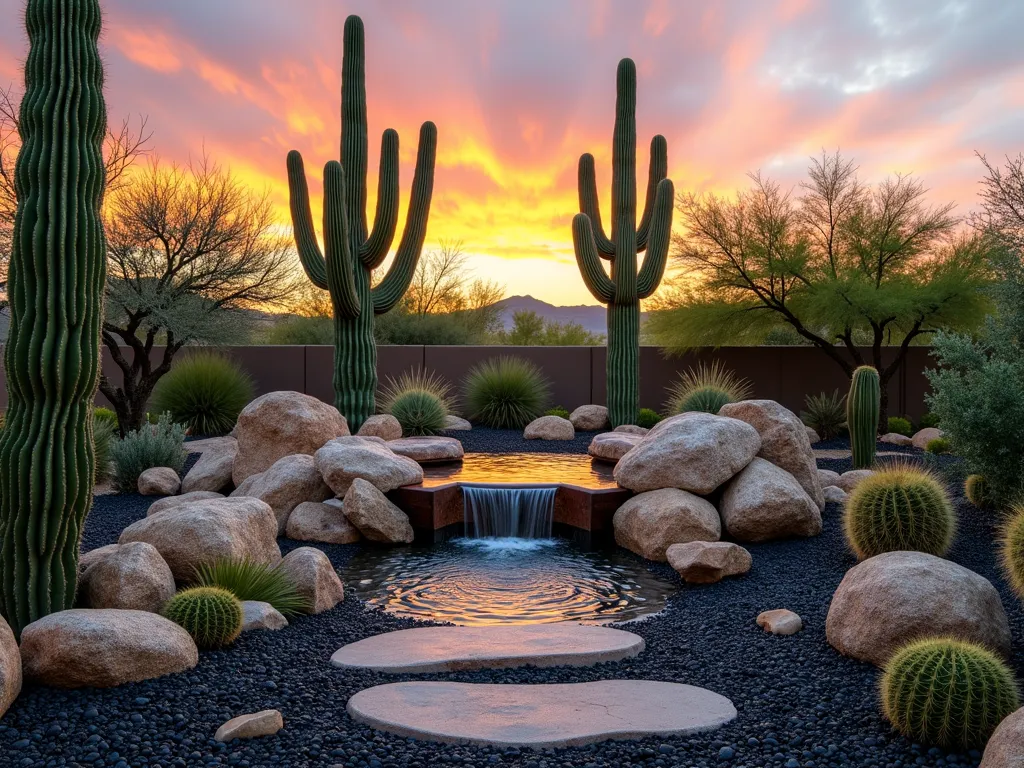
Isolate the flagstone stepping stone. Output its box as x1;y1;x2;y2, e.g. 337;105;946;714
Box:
332;625;644;673
347;680;737;748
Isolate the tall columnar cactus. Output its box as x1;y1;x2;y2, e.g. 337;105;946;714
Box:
573;59;674;428
0;0;107;637
287;15;436;430
848;365;880;469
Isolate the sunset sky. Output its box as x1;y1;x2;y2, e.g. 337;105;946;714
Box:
2;0;1024;305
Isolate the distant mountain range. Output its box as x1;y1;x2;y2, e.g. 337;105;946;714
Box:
493;295;649;335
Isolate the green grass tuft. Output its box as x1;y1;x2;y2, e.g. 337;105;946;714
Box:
193;557;310;617
150;351;254;436
379;370;452;436
666;361;751;416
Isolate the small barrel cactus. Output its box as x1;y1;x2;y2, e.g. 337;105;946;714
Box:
1000;505;1024;597
847;366;880;469
965;475;991;509
843;465;956;559
881;637;1020;749
163;586;244;649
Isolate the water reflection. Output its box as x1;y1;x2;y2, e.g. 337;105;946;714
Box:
419;453;618;489
344;538;677;625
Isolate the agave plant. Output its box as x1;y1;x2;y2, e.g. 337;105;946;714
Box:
666;361;752;415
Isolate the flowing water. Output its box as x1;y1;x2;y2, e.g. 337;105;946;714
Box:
462;484;556;538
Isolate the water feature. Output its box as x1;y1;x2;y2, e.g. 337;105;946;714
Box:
419;452;618;489
343;538;677;625
462;484;556;538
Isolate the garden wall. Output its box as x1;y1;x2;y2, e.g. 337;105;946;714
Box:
0;345;935;421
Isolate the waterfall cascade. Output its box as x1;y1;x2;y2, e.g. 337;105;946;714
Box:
462;485;557;539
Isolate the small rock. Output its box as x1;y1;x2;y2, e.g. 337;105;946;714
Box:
879;432;913;447
285;501;362;544
666;541;751;584
911;427;944;451
0;615;20;719
342;478;415;544
834;469;874;493
181;439;237;494
524;415;575;441
805;426;820;444
241;601;288;632
569;405;610;431
822;485;848;503
443;415;472;431
757;609;803;636
148;490;224;516
387;436;464;464
357;414;404;441
214;709;284;742
276;547;344;614
587;432;642;463
817;469;840;487
137;467;181;496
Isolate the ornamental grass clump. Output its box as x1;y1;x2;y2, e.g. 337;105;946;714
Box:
163;586;244;649
881;637;1019;750
666;361;752;416
800;390;847;440
194;558;309;616
110;413;187;494
149;352;254;436
843;464;956;560
379;370;452;436
464;356;550;429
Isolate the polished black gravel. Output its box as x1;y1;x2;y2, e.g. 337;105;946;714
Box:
446;426;600;455
0;437;1014;767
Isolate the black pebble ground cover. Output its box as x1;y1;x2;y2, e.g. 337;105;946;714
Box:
0;435;1014;767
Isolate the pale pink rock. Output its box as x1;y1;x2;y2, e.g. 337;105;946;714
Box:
757;609;803;636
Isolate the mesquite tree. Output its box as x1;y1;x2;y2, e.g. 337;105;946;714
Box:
0;0;107;636
572;58;674;427
287;15;436;430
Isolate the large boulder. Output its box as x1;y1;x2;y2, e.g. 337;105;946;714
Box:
285;501;362;544
570;405;610;431
588;432;642;463
120;497;281;582
357;414;403;442
20;609;198;688
78;543;121;572
182;439;237;494
666;541;752;584
981;706;1024;767
524;416;575;441
613;412;761;494
276;547;344;614
387;437;464;464
719;400;825;510
612;489;720;562
0;616;20;718
138;467;181;497
912;427;944;450
148;490;223;516
719;458;822;543
342;478;415;544
233;391;350;484
79;542;175;613
230;454;331;534
315;437;423;496
826;551;1011;667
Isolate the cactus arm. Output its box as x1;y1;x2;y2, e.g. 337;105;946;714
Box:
359;128;400;268
636;135;668;252
342;14;369;242
637;178;675;299
286;150;329;290
323;161;361;319
371;121;437;314
578;154;616;259
573;213;616;304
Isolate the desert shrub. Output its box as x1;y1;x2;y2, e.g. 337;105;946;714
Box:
666;361;752;415
918;412;941;430
926;437;952;455
545;406;571;419
800;390;847;441
379;370;452;436
886;416;914;437
843;464;956;559
149;352;254;436
194;558;309;616
636;408;662;429
163;586;244;649
93;407;119;431
93;419;116;484
263;315;334;345
965;474;991;509
464;356;550;429
110;413;187;494
881;637;1019;749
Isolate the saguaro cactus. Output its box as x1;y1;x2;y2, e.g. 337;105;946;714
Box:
0;0;107;636
573;59;674;428
287;15;436;430
848;365;880;469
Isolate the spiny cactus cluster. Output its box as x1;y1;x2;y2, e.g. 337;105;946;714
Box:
843;465;956;560
847;366;880;469
163;587;244;649
881;637;1019;750
573;58;674;428
0;0;108;636
965;474;991;509
287;15;436;431
1000;505;1024;597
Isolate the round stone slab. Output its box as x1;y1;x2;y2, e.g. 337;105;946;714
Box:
331;625;644;673
347;680;737;748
